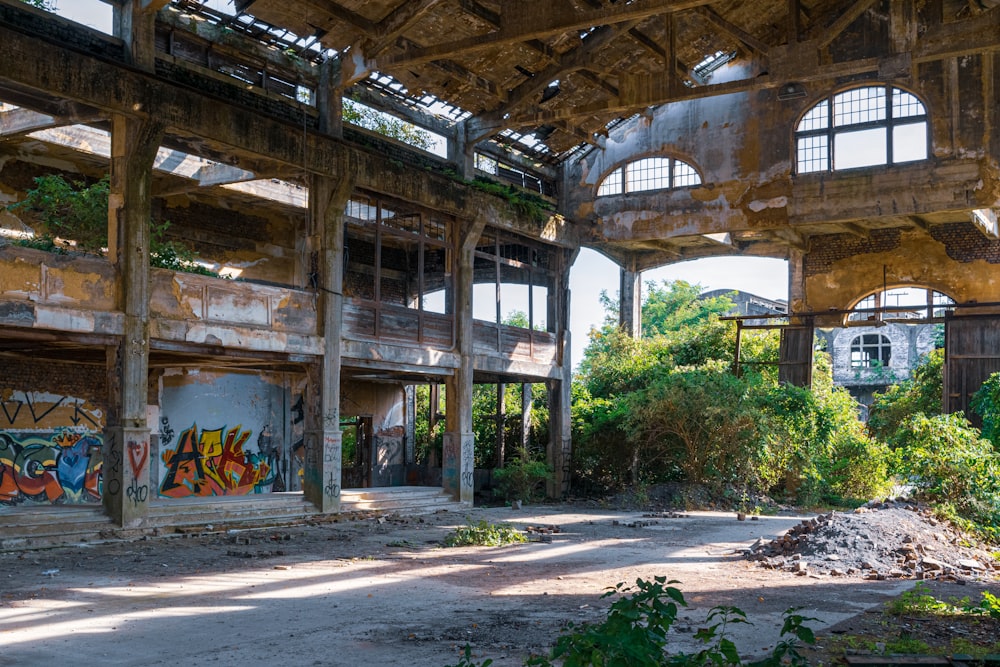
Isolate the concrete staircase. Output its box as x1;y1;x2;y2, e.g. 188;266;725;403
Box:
340;486;463;513
0;487;463;551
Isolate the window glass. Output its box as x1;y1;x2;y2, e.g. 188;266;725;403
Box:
834;127;887;169
626;157;671;193
797;135;829;173
834;86;886;126
673;160;701;187
797;99;829;132
893;122;928;163
850;334;891;368
597;167;623;196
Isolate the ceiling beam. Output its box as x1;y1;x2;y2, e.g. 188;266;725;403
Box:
694;7;770;56
817;0;879;48
364;0;448;57
501;14;1000;125
478;20;639;126
377;0;714;68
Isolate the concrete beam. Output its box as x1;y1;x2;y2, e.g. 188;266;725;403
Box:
0;22;578;246
195;162;257;187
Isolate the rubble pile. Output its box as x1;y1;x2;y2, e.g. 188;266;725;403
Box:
744;499;999;580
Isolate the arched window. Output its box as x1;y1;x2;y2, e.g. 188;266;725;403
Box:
796;85;928;173
847;287;954;323
850;334;891;368
597;157;701;196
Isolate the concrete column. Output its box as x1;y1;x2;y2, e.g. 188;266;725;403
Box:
449;122;475;180
114;1;159;71
619;261;642;339
103;114;163;527
547;248;578;498
302;172;354;512
443;216;486;504
318;58;344;138
788;248;807;314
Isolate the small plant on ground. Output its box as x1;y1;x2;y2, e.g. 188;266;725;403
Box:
443;519;527;547
887;583;955;615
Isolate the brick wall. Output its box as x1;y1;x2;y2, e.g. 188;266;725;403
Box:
2;358;107;405
805;229;902;276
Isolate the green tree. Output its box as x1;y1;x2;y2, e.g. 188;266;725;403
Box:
343;99;434;151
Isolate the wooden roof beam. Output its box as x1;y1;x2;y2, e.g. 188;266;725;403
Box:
478;20;639;126
377;0;714;68
694;6;770;56
364;0;448;57
817;0;880;49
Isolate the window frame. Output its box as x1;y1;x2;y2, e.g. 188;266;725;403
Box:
596;156;702;197
849;333;892;369
795;84;928;174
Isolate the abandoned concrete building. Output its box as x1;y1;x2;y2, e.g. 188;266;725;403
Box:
0;0;998;542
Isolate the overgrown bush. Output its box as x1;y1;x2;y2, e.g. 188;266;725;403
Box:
868;349;944;445
8;174;214;275
448;578;817;667
492;448;552;502
892;412;1000;541
971;371;1000;447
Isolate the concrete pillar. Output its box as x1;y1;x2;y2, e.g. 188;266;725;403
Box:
302;172;353;512
449;122;475;180
788;248;806;314
103;115;163;527
547;248;578;498
619;261;642;339
318;58;344;138
443;216;486;504
114;1;158;71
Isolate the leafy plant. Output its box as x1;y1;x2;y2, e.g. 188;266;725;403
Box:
887;583;955;615
526;576;686;667
8;174;215;275
343;98;434;151
492;448;552;502
868;349;944;446
444;645;493;667
971;371;1000;447
443;519;527;547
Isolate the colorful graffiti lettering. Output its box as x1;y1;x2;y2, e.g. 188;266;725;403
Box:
0;431;103;505
159;424;275;498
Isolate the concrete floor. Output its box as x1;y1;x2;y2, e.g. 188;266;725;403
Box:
0;505;914;666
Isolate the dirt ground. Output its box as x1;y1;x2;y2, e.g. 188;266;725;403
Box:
0;504;996;666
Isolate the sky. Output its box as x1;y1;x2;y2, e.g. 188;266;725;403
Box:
44;1;790;368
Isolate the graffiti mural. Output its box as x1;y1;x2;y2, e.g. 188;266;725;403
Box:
159;423;277;497
0;431;103;505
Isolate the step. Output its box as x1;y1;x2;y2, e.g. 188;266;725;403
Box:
0;487;464;550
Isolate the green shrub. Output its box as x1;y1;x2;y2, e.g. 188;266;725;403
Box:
492;449;552;502
443;519;527;547
971;371;1000;446
868;349;943;445
8;174;214;275
892;412;1000;541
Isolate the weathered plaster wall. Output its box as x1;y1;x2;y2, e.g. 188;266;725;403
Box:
804;229;1000;317
1;360;106;505
157;369;296;498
